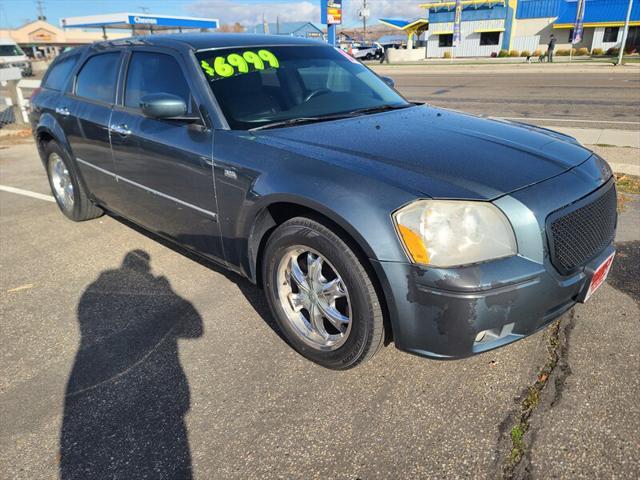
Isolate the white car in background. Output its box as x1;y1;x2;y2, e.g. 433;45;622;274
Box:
0;38;32;77
352;43;383;61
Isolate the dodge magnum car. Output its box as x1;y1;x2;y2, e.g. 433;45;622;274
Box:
30;34;617;369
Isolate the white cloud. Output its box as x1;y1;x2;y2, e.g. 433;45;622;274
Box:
188;0;424;27
188;1;320;26
344;0;423;22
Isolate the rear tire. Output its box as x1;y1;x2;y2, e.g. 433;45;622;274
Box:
44;141;103;222
262;217;385;370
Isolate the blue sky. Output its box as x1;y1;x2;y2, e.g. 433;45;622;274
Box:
0;0;423;29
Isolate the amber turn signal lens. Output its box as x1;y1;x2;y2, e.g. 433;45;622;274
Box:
397;225;430;264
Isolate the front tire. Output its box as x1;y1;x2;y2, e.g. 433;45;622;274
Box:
262;217;385;370
44;141;102;222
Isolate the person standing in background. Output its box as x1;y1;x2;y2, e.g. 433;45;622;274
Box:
547;34;557;62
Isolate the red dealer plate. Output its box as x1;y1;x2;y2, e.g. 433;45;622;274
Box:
584;252;615;302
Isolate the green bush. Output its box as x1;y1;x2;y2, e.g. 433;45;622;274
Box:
498;49;509;57
443;50;452;59
556;48;570;56
520;50;531;57
607;47;620;56
591;48;604;55
576;47;589;56
509;49;520;57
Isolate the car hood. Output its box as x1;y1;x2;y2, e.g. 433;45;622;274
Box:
253;105;593;200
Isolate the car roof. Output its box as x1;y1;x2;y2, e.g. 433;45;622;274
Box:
95;33;326;52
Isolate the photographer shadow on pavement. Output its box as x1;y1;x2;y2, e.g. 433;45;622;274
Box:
59;249;203;480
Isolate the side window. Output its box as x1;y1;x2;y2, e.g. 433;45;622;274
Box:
124;52;191;111
75;53;120;104
43;54;80;91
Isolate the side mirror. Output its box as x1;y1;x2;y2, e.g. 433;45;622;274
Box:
140;93;198;121
381;76;395;88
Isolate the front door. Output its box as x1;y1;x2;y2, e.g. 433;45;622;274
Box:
109;49;224;262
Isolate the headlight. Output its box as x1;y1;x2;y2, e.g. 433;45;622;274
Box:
393;200;517;267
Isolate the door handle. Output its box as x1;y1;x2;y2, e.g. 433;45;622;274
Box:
55;107;70;116
110;124;132;137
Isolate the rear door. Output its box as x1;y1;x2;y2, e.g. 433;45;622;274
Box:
62;50;122;205
109;48;223;262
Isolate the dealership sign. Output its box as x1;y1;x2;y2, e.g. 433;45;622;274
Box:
572;0;586;44
132;16;159;25
321;0;343;25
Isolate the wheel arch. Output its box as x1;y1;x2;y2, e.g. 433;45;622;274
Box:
246;199;394;344
34;114;73;165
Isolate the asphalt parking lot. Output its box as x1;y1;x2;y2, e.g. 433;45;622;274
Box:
1;138;639;479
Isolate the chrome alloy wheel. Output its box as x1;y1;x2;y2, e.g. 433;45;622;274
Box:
276;247;352;351
48;153;74;210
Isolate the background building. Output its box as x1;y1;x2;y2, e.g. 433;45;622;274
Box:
420;0;640;58
0;20;127;58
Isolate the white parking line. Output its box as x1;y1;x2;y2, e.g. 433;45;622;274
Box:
0;185;55;203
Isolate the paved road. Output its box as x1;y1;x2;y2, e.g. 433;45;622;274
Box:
372;66;640;131
1;143;638;479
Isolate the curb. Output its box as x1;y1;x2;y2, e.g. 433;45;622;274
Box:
608;162;640;176
550;127;640;149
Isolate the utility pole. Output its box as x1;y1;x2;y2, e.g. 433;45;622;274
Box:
617;0;634;65
363;0;367;42
359;0;370;43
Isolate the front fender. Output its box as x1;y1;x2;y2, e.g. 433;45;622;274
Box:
242;192;386;283
236;172;416;283
213;131;419;282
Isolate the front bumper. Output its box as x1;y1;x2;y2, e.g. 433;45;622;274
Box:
373;244;614;359
373;158;616;359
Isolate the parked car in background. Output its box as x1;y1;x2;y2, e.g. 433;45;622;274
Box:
30;34;617;370
352;43;383;61
0;38;32;76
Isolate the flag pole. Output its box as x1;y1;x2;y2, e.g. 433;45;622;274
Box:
452;0;462;63
571;0;586;64
617;0;634;65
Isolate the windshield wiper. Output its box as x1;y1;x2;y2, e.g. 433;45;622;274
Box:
249;113;357;132
347;103;414;116
249;103;416;132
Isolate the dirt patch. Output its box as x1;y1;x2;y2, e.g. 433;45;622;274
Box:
0;128;33;146
609;241;640;304
615;173;640;195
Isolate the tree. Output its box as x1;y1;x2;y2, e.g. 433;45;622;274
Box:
218;22;245;33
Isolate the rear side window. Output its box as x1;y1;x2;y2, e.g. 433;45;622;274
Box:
75;53;120;104
43;55;79;91
124;52;191;110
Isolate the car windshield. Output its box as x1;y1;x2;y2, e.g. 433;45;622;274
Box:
0;44;25;56
196;45;410;130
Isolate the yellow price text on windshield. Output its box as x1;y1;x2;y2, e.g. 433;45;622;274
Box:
200;50;280;79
